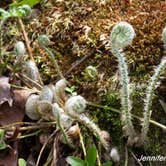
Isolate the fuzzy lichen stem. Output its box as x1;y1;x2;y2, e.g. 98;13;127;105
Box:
111;48;135;138
43;46;64;79
141;57;166;141
36;130;57;166
68;113;109;151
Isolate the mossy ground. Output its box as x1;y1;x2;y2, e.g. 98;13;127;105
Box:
1;0;166;165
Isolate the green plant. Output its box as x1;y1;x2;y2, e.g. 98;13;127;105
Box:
25;78;110;151
0;5;31;73
18;158;26;166
0;129;6;150
37;35;64;79
140;26;166;143
10;0;42;7
0;5;31;20
65;86;78;96
67;145;112;166
109;22;166;145
110;22;136;142
83;66;98;81
65;95;110;151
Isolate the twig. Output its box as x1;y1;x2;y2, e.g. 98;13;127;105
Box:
0;122;35;129
88;102;166;131
64;52;93;77
17;129;41;139
20;122;56;131
18;18;43;85
17;18;34;61
130;151;143;166
124;145;128;166
77;123;86;157
96;150;101;166
21;73;43;89
44;151;53;166
63;45;103;78
51;137;59;166
10;84;39;93
36;129;58;166
0;121;56;130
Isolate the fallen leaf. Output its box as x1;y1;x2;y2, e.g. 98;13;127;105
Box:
0;89;31;166
0;90;31;126
0;77;13;107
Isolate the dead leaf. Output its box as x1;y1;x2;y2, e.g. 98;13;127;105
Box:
0;77;13;107
0;89;31;166
0;90;31;126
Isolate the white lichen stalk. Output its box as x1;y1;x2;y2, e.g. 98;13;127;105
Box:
141;27;166;142
141;57;166;141
78;114;109;151
65;95;110;151
162;26;166;44
110;22;136;139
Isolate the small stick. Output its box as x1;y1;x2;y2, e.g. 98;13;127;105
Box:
88;102;166;131
0;121;56;130
64;52;94;77
64;45;103;78
18;18;43;85
21;74;43;89
51;137;59;166
18;18;34;61
36;130;58;166
17;129;41;139
77;123;86;157
130;151;143;166
10;84;39;93
124;145;128;166
96;150;101;166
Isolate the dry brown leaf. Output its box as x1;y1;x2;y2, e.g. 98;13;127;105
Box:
0;77;13;107
0;89;31;166
0;90;31;126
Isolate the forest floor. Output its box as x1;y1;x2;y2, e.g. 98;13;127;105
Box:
0;0;166;166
